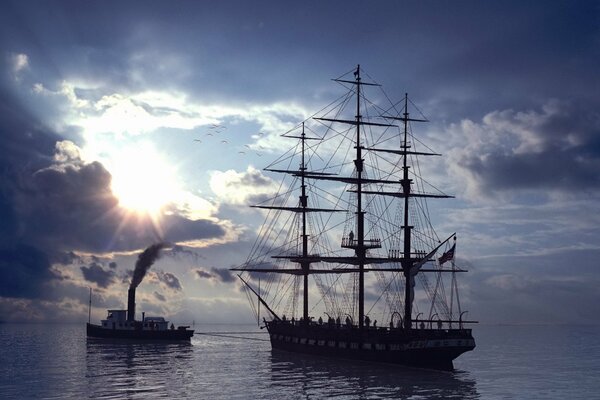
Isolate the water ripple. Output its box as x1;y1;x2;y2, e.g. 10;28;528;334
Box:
1;324;599;399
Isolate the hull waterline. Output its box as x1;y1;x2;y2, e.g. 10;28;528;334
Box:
86;323;194;341
266;321;475;371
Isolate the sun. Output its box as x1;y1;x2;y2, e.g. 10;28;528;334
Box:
109;143;180;216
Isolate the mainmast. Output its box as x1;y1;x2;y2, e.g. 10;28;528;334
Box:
354;66;367;330
400;93;414;330
237;122;346;324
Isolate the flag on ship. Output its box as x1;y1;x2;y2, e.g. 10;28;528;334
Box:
438;244;456;265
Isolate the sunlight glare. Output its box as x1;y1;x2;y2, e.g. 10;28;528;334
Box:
110;143;180;216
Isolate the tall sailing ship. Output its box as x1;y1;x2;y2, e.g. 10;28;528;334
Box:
233;66;476;370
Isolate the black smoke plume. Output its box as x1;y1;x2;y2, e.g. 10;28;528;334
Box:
130;243;169;289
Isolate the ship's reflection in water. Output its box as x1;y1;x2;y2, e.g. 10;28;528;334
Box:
269;350;479;399
85;339;194;399
83;331;478;399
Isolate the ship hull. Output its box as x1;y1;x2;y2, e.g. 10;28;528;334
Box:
266;320;475;371
86;323;194;341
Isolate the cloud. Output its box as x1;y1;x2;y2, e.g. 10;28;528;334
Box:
447;100;600;200
0;244;54;298
10;53;28;73
210;166;281;205
194;267;236;283
195;269;213;279
154;291;166;302
155;271;183;291
11;140;228;253
80;262;116;289
0;89;230;307
32;76;307;143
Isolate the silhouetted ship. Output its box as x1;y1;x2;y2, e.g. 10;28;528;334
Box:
233;66;476;370
86;287;194;341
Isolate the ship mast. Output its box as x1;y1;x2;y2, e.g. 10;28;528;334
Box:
300;123;309;323
235;66;468;330
400;93;414;330
354;65;366;330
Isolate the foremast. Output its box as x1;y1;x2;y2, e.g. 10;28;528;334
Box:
242;122;342;324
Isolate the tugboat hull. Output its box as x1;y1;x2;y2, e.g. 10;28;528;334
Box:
266;321;475;371
87;323;194;341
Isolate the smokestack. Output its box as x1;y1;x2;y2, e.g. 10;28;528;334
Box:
127;287;136;321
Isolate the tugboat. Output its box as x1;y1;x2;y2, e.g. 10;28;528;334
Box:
233;66;476;370
86;288;194;340
87;243;194;341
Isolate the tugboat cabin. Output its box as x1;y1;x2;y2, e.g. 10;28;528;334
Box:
101;310;172;331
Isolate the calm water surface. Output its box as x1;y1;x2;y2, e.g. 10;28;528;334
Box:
0;323;598;399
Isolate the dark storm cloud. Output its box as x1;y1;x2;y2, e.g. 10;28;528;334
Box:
452;101;600;196
3;0;592;114
80;262;116;289
0;244;54;298
0;0;596;120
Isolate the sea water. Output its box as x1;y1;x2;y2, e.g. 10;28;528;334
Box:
0;323;598;399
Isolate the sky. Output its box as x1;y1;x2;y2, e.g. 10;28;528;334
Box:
0;0;599;325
